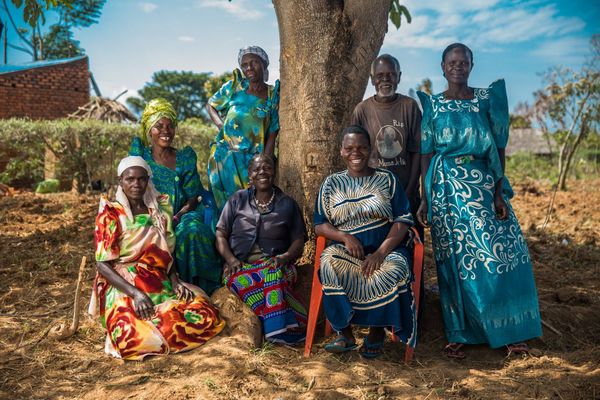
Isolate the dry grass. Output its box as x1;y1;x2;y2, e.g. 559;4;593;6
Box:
0;179;599;399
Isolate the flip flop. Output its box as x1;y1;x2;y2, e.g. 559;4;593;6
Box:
506;342;529;355
359;337;385;359
443;343;466;359
324;336;358;353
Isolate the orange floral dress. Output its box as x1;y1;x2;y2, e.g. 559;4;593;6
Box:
89;195;225;360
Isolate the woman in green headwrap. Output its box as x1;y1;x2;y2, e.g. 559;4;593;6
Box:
130;98;222;294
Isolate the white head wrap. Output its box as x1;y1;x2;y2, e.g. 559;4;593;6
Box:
116;156;165;233
238;45;269;82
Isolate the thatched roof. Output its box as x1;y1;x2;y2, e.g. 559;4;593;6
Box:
506;128;554;156
68;96;137;123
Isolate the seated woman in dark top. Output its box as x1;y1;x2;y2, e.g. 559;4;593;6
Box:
215;153;307;344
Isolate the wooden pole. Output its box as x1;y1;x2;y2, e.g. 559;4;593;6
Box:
3;22;7;64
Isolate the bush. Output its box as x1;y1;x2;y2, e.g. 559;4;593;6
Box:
506;151;600;185
0;118;216;191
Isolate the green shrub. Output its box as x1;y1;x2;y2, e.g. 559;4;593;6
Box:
506;151;600;185
0;118;216;191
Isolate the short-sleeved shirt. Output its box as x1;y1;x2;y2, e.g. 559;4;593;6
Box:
216;186;306;261
351;94;422;190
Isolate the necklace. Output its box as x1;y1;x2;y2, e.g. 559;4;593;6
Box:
255;189;275;213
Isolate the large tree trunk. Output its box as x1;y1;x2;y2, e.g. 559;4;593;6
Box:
274;0;392;227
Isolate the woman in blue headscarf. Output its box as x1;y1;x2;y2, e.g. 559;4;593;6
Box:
417;43;541;358
206;45;280;209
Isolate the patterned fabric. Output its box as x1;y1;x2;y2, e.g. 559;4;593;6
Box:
314;169;417;346
207;69;280;209
130;137;222;294
417;79;542;348
238;45;270;81
224;257;307;344
139;98;178;146
89;195;225;360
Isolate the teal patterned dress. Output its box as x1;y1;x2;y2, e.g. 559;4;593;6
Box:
417;80;542;348
314;169;417;347
130;137;222;294
207;69;280;209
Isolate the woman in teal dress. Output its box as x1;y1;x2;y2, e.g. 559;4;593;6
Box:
416;43;542;358
130;98;222;294
206;45;280;209
314;126;417;359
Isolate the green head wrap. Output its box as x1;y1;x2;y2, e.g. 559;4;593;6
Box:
140;98;178;146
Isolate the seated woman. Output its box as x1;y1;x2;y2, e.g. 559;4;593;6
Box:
215;154;307;344
89;156;225;361
130;98;221;294
314;125;417;359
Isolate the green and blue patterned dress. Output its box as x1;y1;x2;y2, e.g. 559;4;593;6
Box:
130;137;222;294
207;69;280;209
417;79;542;348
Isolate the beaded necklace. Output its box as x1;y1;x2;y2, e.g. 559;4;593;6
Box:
255;189;275;214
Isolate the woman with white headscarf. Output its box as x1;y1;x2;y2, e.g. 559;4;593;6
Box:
206;45;280;209
89;156;225;361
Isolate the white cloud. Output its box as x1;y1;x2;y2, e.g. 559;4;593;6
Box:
178;36;195;42
385;1;586;56
140;2;157;13
196;0;264;20
532;36;589;60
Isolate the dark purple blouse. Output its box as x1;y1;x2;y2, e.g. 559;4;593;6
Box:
216;186;306;261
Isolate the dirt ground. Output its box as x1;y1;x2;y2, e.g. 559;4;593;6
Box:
1;178;599;400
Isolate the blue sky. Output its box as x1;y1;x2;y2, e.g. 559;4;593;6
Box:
4;0;599;110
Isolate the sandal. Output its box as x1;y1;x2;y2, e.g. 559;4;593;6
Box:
506;342;529;355
324;336;358;353
443;343;466;359
359;337;385;359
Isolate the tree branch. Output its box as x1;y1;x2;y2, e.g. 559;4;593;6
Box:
1;0;35;51
7;42;33;56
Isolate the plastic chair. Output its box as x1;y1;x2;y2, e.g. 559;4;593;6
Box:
303;227;424;362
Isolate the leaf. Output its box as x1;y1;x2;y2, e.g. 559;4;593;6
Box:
389;1;411;29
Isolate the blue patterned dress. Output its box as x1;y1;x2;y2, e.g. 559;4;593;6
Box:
314;169;417;347
207;69;280;209
130;137;222;294
417;80;542;348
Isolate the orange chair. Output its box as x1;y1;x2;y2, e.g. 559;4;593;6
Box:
303;227;424;362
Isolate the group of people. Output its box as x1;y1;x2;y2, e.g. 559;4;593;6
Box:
89;43;542;361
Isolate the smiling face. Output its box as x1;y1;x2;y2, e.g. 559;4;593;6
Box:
150;117;175;149
249;156;275;191
371;59;400;99
442;47;473;86
240;53;265;83
340;133;371;177
119;166;149;201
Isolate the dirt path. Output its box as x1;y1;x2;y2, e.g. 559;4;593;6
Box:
1;179;599;399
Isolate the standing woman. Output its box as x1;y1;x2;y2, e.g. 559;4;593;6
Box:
206;45;280;209
417;43;542;358
130;98;222;294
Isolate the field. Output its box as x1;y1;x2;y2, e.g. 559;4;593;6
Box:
0;178;599;399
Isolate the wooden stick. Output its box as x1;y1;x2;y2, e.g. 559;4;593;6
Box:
542;319;562;336
68;256;87;335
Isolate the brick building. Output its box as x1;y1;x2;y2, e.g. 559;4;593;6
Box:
0;55;90;119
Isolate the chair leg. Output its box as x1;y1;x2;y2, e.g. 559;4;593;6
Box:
304;276;324;357
405;346;414;363
304;236;327;358
405;227;425;363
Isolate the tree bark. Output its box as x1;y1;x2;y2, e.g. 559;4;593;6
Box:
273;0;392;227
